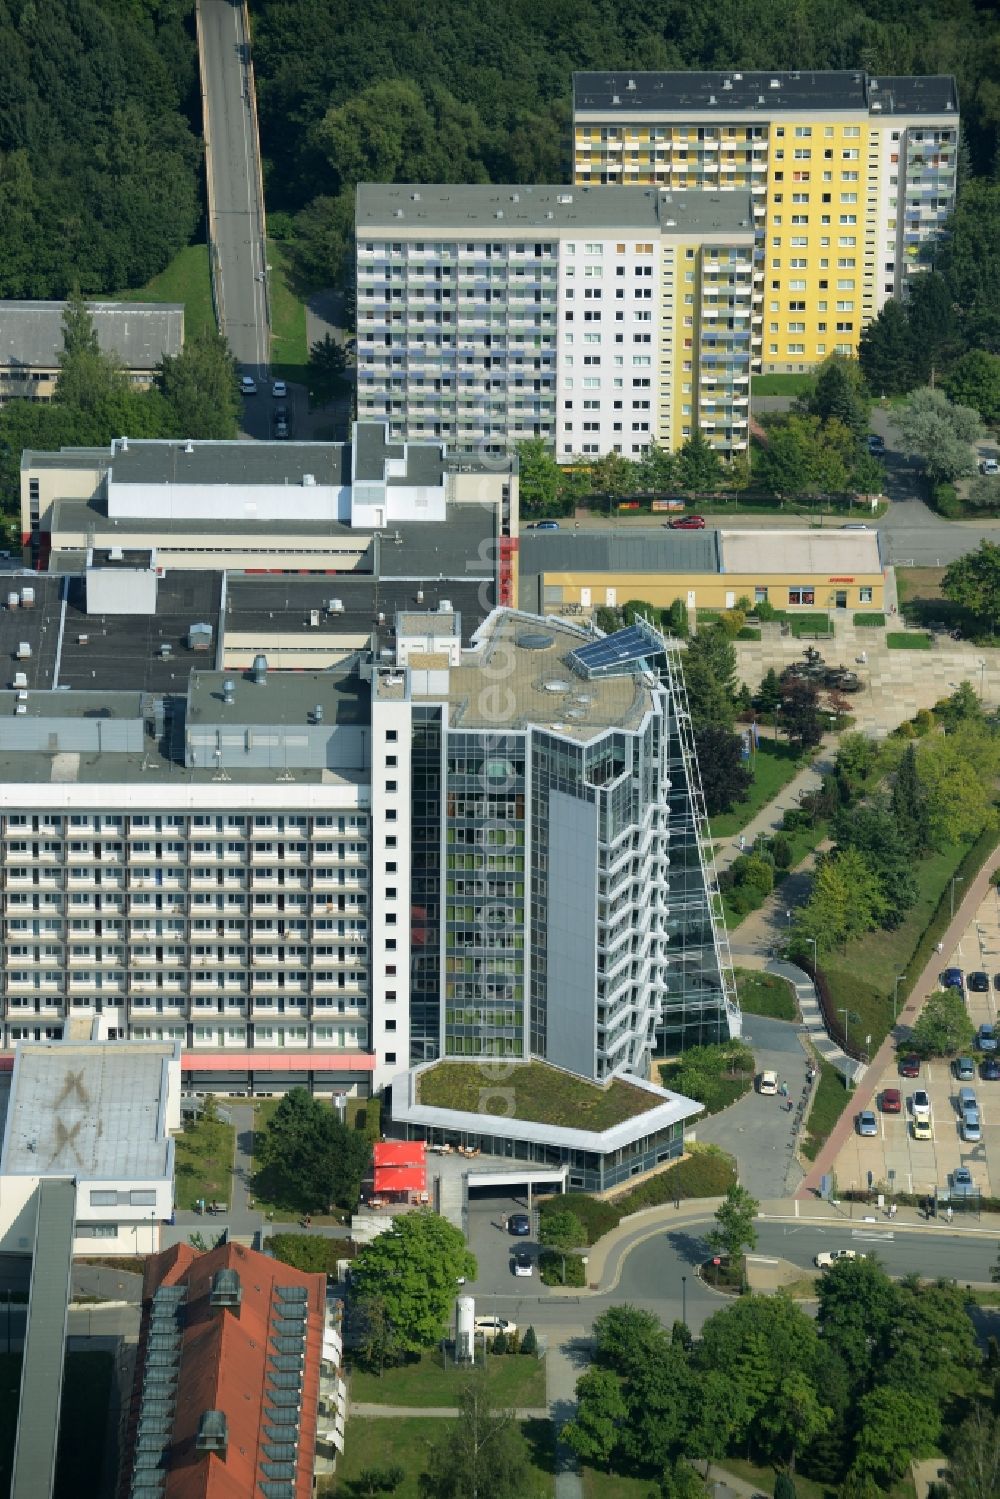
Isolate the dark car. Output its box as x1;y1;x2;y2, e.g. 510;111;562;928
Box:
941;968;965;992
668;515;706;530
899;1054;920;1078
981;1057;1000;1081
968;971;990;993
532;520;560;532
867;433;885;454
954;1056;976;1081
508;1213;531;1236
979;1023;998;1053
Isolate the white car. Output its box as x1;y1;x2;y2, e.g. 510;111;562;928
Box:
759;1070;778;1096
240;375;257;396
513;1250;533;1278
980;458;999;476
814;1249;867;1269
911;1089;931;1119
271;379;288;398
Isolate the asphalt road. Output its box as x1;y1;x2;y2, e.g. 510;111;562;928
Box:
200;0;270;418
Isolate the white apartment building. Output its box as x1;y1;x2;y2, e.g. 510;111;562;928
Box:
573;70;959;372
355;183;754;460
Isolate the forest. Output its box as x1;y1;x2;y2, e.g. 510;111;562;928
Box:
249;0;1000;286
0;0;201;299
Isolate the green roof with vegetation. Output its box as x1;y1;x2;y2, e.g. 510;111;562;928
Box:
416;1061;665;1130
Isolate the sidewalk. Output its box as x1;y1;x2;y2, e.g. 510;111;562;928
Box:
714;741;836;874
798;840;1000;1197
349;1402;549;1418
767;959;858;1083
728;841;830;960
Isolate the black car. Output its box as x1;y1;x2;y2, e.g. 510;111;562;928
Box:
981;1057;1000;1081
508;1213;531;1236
867;433;885;454
968;971;990;993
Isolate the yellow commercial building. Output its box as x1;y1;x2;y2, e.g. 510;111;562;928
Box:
572;70;958;373
519;528;886;616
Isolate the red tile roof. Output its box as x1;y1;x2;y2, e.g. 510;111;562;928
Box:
120;1241;327;1499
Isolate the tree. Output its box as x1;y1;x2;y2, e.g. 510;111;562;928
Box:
895;387;982;485
965;475;1000;511
659;1457;709;1499
418;1377;539;1499
759;1371;832;1473
357;1464;405;1495
561;1367;629;1471
891;744;929;853
697;1293;820;1444
943;540;1000;630
774;1476;798;1499
156;328;240;439
682;1368;751;1461
517;438;563;516
351;1212;475;1354
676;430;722;495
539;1208;584;1285
858;299;916;397
706;1183;759;1265
883;1279;981;1402
306;332;350;405
833;801;918;928
592;1305;667;1373
695;725;753;816
906;273;960;388
816;1255;897;1384
61;289;100;362
781;680;823;750
757;668;783;715
909;989;976;1058
355;1292;401;1376
635;442;677;494
944;350;1000;426
253;1087;370;1212
947;1405;1000;1499
802;355;869;441
685;624;738;732
795;848;886;952
916;733;998;847
853;1386;942;1486
590;451;638;511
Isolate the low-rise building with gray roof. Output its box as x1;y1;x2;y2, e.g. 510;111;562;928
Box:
0;300;183;404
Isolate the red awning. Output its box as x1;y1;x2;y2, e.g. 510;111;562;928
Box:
373;1141;426;1169
181;1051;375;1072
373;1165;427;1194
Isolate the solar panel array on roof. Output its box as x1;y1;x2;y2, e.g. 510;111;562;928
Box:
567;617;665;680
129;1284;186;1498
260;1286;306;1493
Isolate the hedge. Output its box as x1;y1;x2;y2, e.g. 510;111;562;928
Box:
537;1147;737;1244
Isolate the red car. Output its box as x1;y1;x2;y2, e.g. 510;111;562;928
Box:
899;1055;920;1078
668;515;706;530
881;1087;902;1114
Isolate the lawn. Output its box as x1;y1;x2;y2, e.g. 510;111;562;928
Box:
327;1415;555;1497
55;1352;113;1499
789;613;833;637
887;632;932;649
708;740;809;837
172;1113;235;1211
417;1061;661;1131
116;243;216;338
718;1457;916;1499
753;372;816;396
349;1349;546;1409
268;239;309;384
735;967;797;1021
582;1467;656;1498
854;612;886;627
818;838;976;1057
801;1055;852;1163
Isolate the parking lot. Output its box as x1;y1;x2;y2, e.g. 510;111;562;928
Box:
833;884;1000;1200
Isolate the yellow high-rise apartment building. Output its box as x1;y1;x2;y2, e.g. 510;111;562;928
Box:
573;71;959;372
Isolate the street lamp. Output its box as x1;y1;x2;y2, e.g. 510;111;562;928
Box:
951;875;965;920
893;974;907;1021
838;1007;856;1052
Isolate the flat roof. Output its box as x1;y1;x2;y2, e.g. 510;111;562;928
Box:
419;608;653;740
0;575;62;691
353;421;444;488
357;182;754;236
719;528;882;575
1;1040;176;1179
186;667;370;729
0;301;183;371
226;576;488;646
521;527;720;576
57;570;224;693
106;437;352;489
573;69;959;118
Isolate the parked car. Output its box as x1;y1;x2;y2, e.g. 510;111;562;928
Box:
271;379;288;398
669;515;706;530
968;971;990;993
880;1087;902;1114
979;1024;998;1053
954;1056;976;1081
912;1116;933;1141
961;1109;982;1142
512;1251;533;1278
508;1213;531;1236
474;1315;517;1336
532;521;560;532
941;968;965;992
856;1110;878;1137
993;972;1000;990
952;1165;976;1194
814;1249;866;1268
957;1086;977;1116
867;434;886;454
840;523;872;531
759;1070;779;1096
911;1089;931;1119
982;1057;1000;1081
899;1054;920;1078
240;374;257;396
980;458;999;476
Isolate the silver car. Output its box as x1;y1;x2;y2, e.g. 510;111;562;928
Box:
856;1110;878;1136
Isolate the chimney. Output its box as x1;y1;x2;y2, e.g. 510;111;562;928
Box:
196;1410;228;1457
252;654;268;685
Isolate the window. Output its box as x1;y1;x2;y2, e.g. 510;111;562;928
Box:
90;1189;118;1207
859;587;873;604
788;586;816;606
130;1189;157;1207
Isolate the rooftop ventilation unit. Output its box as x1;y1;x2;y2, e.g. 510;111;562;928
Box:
327;598;344;614
313;703;324;723
627;78;637;90
770;78;781;88
612;93;621;105
187;622;213;652
411;191;421;201
723;79;733;89
222;679;235;705
495;209;504;219
303;473;317;487
252;654;268;685
709;94;717;104
119;436;128;452
184;441;195;454
438;599;453;613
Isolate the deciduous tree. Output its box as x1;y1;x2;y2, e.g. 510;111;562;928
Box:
706;1183;759;1265
695;724;753;816
895;387;982;485
561;1367;628;1471
419;1377;539;1499
352;1211;477;1354
909;989;976;1058
942;540;1000;630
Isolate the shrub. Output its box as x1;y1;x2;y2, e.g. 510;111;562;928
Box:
774;1475;797;1499
737;626;762;640
539;1192;618;1246
932;481;961;517
493;1328;509;1354
539;1250;587;1286
594;606;621;635
755;599;779;622
769;833;793;871
615;1145;737;1213
521;1326;538;1356
357;1466;405;1495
